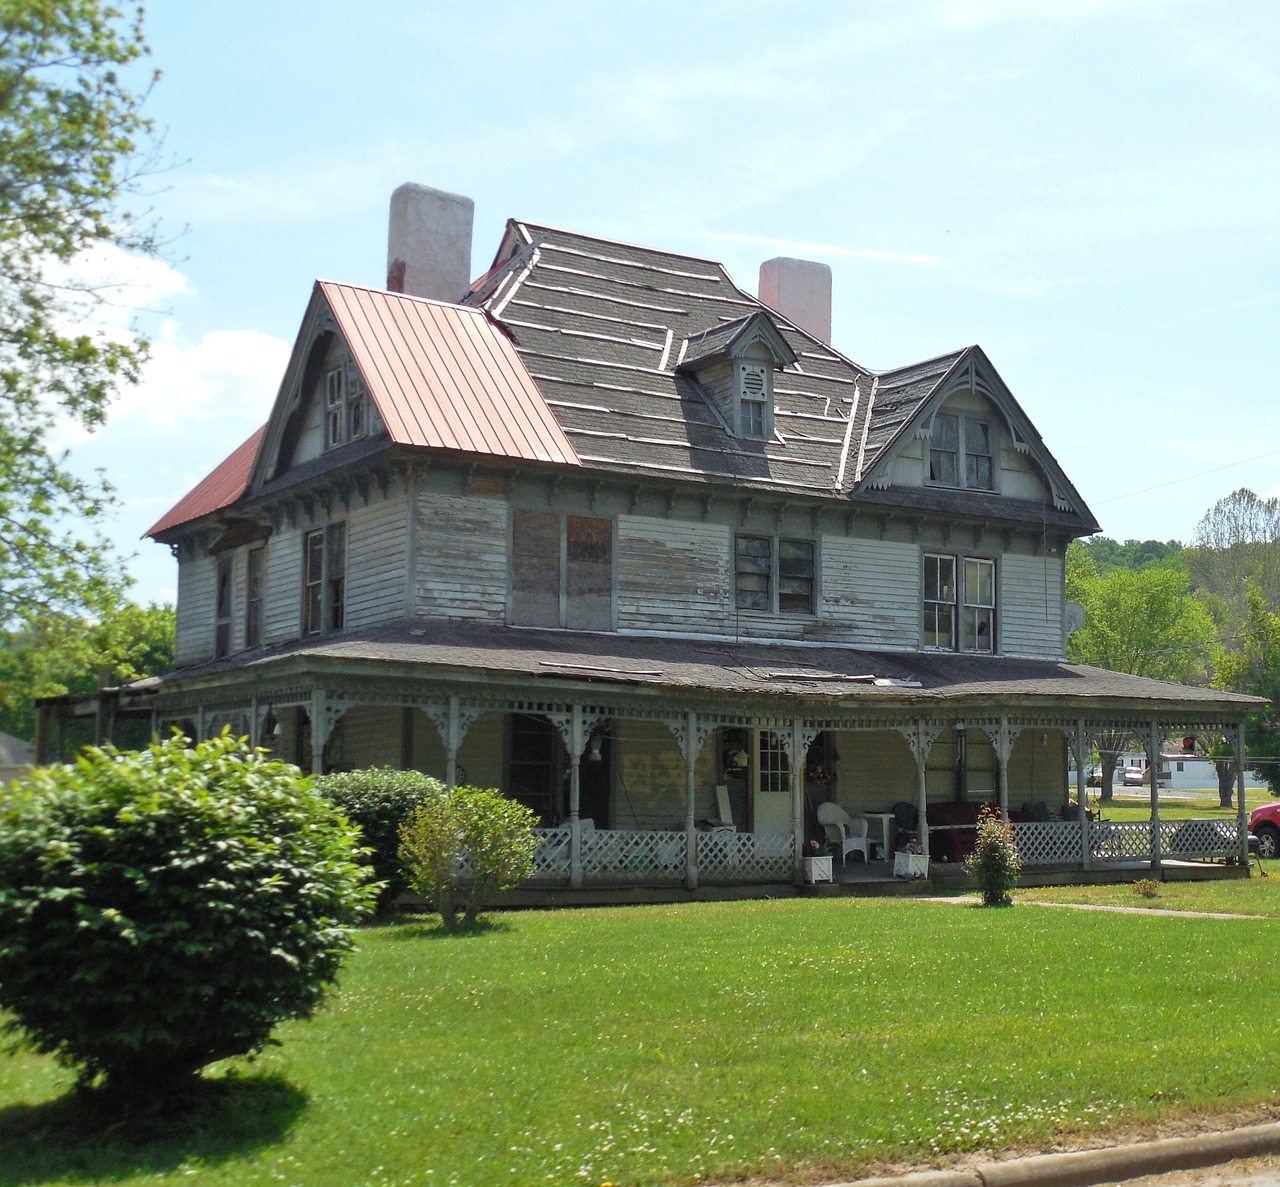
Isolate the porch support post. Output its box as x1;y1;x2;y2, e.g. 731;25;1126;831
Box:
249;694;260;747
195;702;206;744
445;696;460;789
149;707;158;744
791;718;805;885
1237;721;1249;867
569;704;584;889
684;710;698;891
1076;718;1091;871
916;720;930;857
1149;720;1162;871
310;687;327;775
997;715;1010;822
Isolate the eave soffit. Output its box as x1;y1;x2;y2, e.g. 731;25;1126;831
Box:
854;345;1099;531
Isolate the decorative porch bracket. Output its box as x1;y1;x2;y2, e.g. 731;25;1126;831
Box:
309;690;355;775
417;701;488;787
897;722;944;854
978;717;1020;820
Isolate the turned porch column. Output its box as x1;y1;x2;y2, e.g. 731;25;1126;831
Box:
445;696;461;789
684;710;698;891
1148;720;1162;871
1237;722;1249;867
1076;718;1091;871
569;705;584;889
791;719;805;884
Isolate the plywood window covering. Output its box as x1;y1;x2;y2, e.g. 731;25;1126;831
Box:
736;535;815;615
303;523;346;636
512;510;613;629
214;555;233;659
925;553;995;653
245;546;265;648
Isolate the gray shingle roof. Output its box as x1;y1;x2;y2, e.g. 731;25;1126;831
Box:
468;222;1096;532
160;619;1262;717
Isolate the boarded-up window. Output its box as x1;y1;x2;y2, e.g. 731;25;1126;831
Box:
512;511;613;629
566;515;613;630
512;510;561;627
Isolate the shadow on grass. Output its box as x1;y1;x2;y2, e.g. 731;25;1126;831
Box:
386;915;514;941
0;1071;307;1185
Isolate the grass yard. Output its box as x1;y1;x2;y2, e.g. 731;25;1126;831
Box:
3;896;1280;1187
1090;789;1272;822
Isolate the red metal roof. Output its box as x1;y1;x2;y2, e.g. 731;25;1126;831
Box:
321;281;579;465
145;425;265;538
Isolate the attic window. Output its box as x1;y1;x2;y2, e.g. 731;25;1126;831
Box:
324;364;369;451
737;362;771;439
929;413;994;491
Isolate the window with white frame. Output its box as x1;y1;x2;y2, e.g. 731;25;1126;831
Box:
245;546;265;649
924;553;995;653
214;555;233;659
303;523;346;636
737;361;771;439
758;731;790;794
929;413;994;491
735;535;815;615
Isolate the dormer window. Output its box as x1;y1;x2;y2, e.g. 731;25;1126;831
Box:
738;362;771;439
929;413;994;491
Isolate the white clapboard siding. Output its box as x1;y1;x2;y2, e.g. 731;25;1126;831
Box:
264;529;302;644
1000;553;1063;659
823;536;920;649
346;490;409;629
230;548;247;654
174;554;216;667
616;516;731;632
414;492;508;621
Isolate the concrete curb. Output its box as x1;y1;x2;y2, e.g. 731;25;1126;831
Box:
824;1120;1280;1187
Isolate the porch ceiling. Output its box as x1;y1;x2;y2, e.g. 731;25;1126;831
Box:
146;620;1263;722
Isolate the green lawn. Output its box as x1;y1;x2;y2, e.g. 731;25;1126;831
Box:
3;897;1280;1187
1091;789;1271;822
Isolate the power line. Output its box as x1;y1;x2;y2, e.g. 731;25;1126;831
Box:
1095;446;1280;506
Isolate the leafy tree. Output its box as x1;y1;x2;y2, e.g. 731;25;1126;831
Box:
0;733;376;1099
0;600;174;745
1214;586;1280;797
1077;536;1186;577
0;1;163;632
399;786;538;929
1067;542;1219;800
1187;488;1280;628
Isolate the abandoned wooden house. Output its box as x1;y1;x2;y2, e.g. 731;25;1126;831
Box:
49;183;1262;889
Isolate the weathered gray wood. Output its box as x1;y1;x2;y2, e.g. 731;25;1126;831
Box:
175;554;216;666
263;528;302;644
414;491;507;621
346;489;408;628
1000;553;1063;659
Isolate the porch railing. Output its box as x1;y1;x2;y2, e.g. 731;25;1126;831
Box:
528;827;792;884
1010;819;1242;866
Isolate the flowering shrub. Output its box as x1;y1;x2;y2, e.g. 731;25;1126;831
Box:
964;804;1022;906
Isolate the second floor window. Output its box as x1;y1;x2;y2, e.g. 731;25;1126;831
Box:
929;413;994;491
735;535;815;615
245;546;265;648
303;523;346;636
924;553;995;653
214;555;232;659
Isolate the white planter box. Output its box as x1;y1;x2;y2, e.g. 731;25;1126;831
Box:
803;855;833;883
894;851;929;879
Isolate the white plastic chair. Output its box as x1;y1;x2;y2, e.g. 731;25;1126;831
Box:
816;802;870;864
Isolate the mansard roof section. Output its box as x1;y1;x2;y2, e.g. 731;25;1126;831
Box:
466;219;874;497
145;425;266;540
249;281;579;493
677;309;798;371
853;345;1099;533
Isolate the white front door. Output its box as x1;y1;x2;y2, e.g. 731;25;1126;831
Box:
752;729;792;835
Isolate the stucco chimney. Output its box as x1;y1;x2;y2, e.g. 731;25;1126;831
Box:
386;183;475;303
758;257;832;345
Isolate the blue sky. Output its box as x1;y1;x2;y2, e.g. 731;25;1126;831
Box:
62;0;1280;605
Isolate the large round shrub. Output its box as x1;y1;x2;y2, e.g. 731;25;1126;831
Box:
314;767;444;910
0;732;376;1096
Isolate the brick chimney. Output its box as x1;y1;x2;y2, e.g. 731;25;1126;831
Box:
386;183;474;303
758;257;832;345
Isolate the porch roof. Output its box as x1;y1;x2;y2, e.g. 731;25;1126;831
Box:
153;620;1263;718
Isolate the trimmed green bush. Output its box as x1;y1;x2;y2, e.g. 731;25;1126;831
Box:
398;786;538;929
0;733;376;1097
964;804;1023;907
315;767;444;910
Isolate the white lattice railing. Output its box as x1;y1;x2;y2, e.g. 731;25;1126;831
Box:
1010;821;1083;865
526;827;792;884
698;831;792;884
1088;820;1242;863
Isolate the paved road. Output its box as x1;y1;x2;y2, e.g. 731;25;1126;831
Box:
1119;1154;1280;1184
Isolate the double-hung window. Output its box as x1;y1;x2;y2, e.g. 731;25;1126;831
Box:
735;535;815;615
924;553;995;653
245;546;265;648
323;363;369;451
303;523;346;636
214;555;233;659
929;413;994;491
738;363;770;439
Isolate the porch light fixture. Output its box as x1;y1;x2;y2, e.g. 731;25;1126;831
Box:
587;734;603;763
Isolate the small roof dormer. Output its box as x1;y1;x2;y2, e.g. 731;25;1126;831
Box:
676;309;797;443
